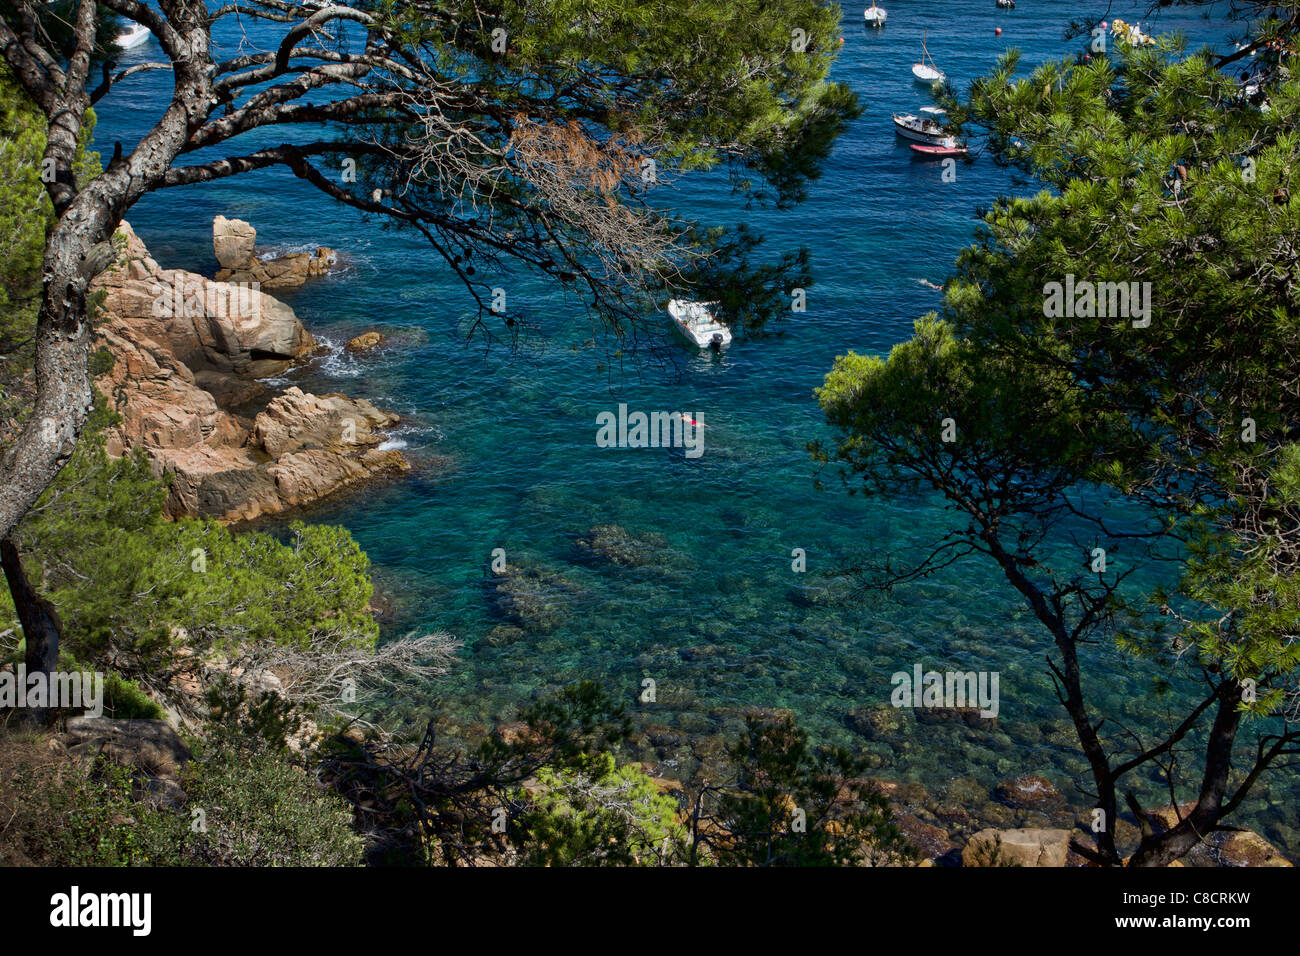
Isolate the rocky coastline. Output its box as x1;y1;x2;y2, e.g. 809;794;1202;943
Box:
91;219;405;523
77;223;1296;868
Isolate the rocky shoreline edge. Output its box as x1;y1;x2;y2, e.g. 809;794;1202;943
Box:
91;219;406;523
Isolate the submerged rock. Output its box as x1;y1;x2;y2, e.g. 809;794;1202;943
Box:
345;331;385;353
787;574;856;608
491;564;584;632
573;524;687;570
993;773;1065;811
914;706;997;730
844;705;908;741
481;625;526;648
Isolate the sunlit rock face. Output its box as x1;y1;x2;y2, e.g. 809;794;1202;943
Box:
91;222;406;522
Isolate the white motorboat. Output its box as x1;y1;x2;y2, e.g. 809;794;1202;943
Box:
863;2;887;27
996;0;1015;8
892;106;959;148
114;23;151;50
912;31;945;85
668;299;731;349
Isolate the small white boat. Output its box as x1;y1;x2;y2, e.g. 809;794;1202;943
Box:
912;31;945;85
996;0;1014;8
668;299;731;349
893;107;959;147
863;2;887;27
114;23;151;50
912;62;944;85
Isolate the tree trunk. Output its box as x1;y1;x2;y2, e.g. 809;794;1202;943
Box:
1;536;63;725
1127;683;1243;867
0;0;217;543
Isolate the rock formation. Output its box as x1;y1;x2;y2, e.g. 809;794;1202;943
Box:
212;214;340;290
964;827;1071;867
63;716;193;807
345;331;385;353
91;221;407;522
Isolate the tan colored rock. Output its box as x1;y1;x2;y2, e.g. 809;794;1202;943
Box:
252;387;398;458
95;323;225;451
1144;803;1198;832
90;222;409;523
155;445;275;521
1142;804;1291;867
1217;830;1293;867
964;827;1071;867
212;215;340;289
650;776;684;795
212;215;256;269
95;221;314;376
266;450;368;506
345;331;385;353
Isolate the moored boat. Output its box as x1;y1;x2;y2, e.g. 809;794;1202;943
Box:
863;2;887;27
893;106;957;147
115;23;151;49
911;142;969;158
912;31;945;85
668;299;731;349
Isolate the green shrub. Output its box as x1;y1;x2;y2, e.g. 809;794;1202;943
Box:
516;753;687;866
0;732;185;866
178;746;363;866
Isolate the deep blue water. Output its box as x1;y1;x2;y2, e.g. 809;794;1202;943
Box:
93;3;1297;847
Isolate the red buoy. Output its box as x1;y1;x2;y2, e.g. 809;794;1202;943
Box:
995;27;1002;36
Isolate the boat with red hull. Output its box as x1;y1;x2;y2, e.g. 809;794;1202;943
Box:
910;142;969;158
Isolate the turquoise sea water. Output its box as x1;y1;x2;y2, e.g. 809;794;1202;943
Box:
96;4;1297;848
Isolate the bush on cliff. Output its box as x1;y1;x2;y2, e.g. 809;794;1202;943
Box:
514;752;688;866
0;396;378;708
0;725;361;867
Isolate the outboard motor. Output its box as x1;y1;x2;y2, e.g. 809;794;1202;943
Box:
710;332;724;351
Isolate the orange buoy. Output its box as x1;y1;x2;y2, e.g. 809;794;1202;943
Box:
995;27;1002;35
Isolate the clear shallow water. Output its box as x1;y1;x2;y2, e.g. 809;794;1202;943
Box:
96;4;1298;847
